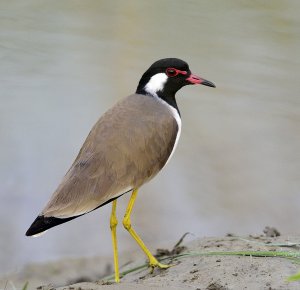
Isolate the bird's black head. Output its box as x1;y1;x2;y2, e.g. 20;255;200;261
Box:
136;58;215;110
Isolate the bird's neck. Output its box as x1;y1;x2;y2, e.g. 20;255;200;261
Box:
136;87;180;116
136;73;181;115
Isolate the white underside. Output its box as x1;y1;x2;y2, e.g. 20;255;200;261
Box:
152;96;182;167
163;103;182;166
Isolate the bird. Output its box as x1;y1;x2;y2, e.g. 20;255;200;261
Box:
26;58;215;282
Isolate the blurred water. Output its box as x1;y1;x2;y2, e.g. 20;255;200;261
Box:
0;0;300;274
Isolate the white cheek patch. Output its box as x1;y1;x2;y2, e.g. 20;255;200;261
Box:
144;73;168;97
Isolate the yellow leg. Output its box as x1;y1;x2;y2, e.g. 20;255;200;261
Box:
110;200;120;283
122;188;170;270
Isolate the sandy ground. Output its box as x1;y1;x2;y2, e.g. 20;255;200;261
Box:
2;233;300;290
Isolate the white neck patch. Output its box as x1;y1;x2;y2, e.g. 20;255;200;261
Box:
144;73;168;97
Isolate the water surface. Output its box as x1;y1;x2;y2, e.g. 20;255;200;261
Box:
0;0;300;274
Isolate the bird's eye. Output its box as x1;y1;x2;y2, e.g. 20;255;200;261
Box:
166;68;178;77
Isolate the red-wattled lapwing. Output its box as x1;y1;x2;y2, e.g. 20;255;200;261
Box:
26;58;215;282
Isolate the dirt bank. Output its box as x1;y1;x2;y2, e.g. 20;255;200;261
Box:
2;234;300;290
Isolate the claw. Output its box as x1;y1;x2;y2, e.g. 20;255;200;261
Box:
149;260;173;273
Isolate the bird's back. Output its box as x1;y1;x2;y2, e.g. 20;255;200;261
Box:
41;94;179;219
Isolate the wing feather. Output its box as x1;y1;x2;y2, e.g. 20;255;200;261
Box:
42;94;179;218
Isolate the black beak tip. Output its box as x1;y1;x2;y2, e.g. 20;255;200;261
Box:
202;80;216;88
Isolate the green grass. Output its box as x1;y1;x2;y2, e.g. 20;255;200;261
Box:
102;238;300;283
21;282;28;290
287;271;300;282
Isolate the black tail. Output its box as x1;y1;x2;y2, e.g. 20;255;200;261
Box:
25;215;79;236
25;189;132;236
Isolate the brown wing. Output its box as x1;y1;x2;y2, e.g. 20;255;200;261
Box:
42;94;179;218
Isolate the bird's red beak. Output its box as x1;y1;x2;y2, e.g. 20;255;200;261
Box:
186;73;216;88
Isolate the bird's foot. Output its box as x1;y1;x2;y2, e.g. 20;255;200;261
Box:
149;257;172;273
